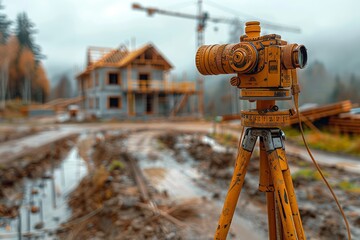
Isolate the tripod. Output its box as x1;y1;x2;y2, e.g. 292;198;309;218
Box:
215;100;306;240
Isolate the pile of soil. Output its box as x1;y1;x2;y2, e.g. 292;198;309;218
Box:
60;133;197;240
158;134;176;150
188;141;234;179
159;133;235;179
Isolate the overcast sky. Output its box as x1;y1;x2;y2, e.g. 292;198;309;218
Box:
3;0;360;84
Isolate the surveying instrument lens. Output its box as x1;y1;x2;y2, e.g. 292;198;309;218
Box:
298;45;308;68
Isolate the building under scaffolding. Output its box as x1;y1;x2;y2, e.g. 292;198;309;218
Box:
76;43;197;119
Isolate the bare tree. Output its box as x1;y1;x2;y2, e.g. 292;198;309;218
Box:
0;59;8;110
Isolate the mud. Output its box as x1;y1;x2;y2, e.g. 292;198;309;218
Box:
0;136;76;189
0;126;42;144
8;127;348;239
158;132;360;239
60;132;199;240
160;133;235;179
0;135;77;220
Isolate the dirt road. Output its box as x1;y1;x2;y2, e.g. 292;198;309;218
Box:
0;126;80;163
2;120;358;171
1;121;359;239
125;129;263;240
219;125;360;173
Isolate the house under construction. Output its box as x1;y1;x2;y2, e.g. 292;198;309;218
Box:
76;43;197;119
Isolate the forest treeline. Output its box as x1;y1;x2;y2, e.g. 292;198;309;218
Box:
0;2;49;105
299;61;360;105
206;61;360;116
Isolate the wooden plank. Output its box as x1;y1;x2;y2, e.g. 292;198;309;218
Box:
329;116;360;134
289;100;352;125
124;154;150;203
221;114;241;122
170;93;189;116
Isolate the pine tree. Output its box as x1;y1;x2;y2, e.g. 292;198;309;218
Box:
330;75;347;102
15;12;43;60
348;74;360;103
0;1;11;44
52;74;72;99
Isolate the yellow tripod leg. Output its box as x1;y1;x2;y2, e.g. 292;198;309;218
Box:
268;149;297;240
214;148;252;240
259;141;277;240
279;149;306;240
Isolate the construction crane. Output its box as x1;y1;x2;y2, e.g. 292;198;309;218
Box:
132;2;301;47
132;1;301;117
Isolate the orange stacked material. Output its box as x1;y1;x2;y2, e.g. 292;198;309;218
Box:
289;100;352;125
329;114;360;134
220;114;242;122
45;96;84;112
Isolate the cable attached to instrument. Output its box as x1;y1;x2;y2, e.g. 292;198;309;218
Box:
291;70;352;240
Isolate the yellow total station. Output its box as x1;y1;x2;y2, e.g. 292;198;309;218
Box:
195;21;308;240
196;21;307;101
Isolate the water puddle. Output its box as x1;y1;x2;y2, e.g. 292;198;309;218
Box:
0;142;88;239
128;131;263;239
201;135;228;153
137;148;210;200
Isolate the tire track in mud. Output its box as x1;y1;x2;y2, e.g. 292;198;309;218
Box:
125;129;263;240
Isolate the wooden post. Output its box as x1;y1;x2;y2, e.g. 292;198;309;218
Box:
154;93;159;116
51;144;57;209
127;65;135;116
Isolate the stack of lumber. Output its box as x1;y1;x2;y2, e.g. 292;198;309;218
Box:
220;100;360;134
289;100;353;125
45;96;84;111
329;113;360;134
220;114;241;122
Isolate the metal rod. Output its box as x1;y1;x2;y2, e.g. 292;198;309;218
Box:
39;199;43;223
61;163;65;186
51;144;57;208
27;205;30;233
51;175;57;209
17;211;22;240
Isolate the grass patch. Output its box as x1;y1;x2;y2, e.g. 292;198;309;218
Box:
292;168;329;181
337;181;360;193
208;133;238;148
109;160;125;172
284;127;360;157
0;99;26;120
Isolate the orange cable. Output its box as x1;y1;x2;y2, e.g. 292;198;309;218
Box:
294;95;352;240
